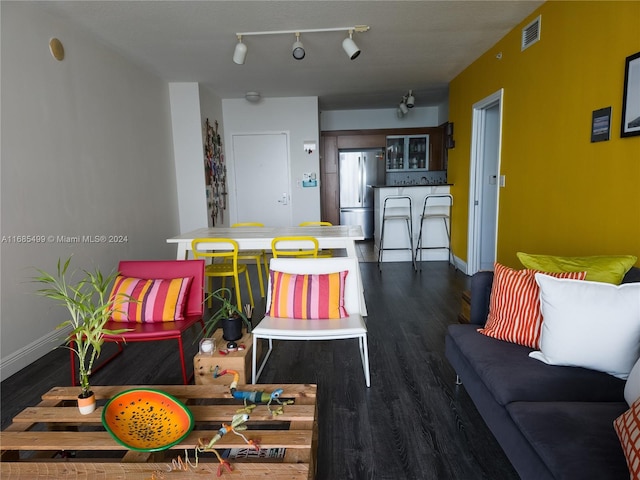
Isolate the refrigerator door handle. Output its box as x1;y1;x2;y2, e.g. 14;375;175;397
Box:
358;156;363;204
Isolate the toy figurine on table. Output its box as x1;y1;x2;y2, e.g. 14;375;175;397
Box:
213;366;293;416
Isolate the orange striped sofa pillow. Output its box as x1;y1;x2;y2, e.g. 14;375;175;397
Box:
478;263;586;348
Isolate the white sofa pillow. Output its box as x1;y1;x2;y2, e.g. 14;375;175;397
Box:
529;274;640;379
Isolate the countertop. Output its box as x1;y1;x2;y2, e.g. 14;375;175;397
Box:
369;184;453;188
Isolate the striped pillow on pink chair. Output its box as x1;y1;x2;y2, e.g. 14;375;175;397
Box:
109;276;192;323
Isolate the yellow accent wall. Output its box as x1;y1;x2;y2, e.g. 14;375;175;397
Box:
448;1;640;269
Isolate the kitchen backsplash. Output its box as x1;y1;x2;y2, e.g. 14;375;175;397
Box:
386;170;447;186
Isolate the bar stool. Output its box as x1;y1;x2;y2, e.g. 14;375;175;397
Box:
415;194;453;269
377;195;416;271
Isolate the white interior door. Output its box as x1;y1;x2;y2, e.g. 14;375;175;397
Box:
468;89;503;275
232;133;292;226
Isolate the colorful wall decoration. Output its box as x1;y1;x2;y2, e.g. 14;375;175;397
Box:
204;118;227;226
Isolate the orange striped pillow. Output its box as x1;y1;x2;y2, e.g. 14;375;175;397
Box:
615;398;640;479
478;263;586;348
109;276;192;323
267;270;348;319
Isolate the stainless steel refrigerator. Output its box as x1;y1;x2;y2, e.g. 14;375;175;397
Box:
339;149;385;239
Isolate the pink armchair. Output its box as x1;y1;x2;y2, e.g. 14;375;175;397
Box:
70;259;205;385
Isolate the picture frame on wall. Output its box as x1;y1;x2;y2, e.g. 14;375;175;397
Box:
591;107;611;142
621;51;640;138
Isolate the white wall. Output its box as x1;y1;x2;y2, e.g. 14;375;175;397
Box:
320;105;441;131
0;3;180;380
222;97;321;226
169;83;208;232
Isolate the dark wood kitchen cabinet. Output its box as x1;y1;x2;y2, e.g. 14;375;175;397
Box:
320;126;447;225
319;135;340;225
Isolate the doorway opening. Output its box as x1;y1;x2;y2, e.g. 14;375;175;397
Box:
467;89;503;275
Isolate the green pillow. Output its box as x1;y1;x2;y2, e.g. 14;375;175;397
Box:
516;253;637;285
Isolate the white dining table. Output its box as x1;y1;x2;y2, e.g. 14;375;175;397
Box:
166;224;368;314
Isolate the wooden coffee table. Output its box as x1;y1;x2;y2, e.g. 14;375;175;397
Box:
0;384;317;479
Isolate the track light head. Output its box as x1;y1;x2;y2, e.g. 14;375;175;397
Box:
406;90;415;108
292;32;305;60
399;97;409;115
233;35;247;65
342;30;361;60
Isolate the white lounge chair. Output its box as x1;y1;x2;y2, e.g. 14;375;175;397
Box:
252;257;370;387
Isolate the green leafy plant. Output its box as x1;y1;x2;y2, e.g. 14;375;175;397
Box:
202;287;252;338
34;257;130;397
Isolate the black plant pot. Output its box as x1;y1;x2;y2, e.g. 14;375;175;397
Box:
221;316;243;341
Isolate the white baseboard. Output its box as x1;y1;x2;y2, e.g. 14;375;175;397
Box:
0;325;70;382
452;254;469;274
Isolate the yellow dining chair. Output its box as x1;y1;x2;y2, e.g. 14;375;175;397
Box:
191;238;254;310
299;221;334;257
232;222;269;298
271;236;319;258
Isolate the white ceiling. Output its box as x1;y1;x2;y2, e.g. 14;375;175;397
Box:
38;0;544;111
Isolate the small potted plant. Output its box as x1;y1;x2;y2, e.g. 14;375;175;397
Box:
203;288;252;342
34;257;129;414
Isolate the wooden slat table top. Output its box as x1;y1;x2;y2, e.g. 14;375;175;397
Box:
10;404;315;425
1;462;310;479
1;383;318;479
41;384;317;402
1;429;313;450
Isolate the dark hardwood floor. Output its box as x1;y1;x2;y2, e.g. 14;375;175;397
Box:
1;257;518;480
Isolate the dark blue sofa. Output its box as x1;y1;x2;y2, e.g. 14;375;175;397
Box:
445;267;640;480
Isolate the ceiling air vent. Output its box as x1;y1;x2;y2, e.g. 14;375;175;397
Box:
521;15;541;51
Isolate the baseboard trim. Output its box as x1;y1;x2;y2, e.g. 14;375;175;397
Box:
0;325;70;381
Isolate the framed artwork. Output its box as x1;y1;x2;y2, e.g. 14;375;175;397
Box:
621;51;640;138
591;107;611;142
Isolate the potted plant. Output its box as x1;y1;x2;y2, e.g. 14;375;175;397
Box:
203;288;252;342
34;257;129;414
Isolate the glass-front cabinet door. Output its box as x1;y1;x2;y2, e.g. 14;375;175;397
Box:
407;135;428;170
386;136;405;171
386;135;430;171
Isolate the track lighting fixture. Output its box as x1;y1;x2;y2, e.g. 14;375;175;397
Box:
396;90;416;116
342;30;360;60
406;90;415;108
233;35;247;65
292;32;305;60
232;25;369;64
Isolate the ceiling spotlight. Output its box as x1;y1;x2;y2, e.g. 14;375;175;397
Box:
292;32;305;60
406;90;415;108
233;35;247;65
342;30;361;60
399;97;409;115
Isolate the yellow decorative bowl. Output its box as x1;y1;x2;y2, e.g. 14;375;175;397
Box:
102;388;194;452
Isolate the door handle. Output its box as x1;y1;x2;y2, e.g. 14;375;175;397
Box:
277;193;289;205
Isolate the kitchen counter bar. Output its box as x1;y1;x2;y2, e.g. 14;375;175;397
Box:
370;183;453;188
373;185;452;263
